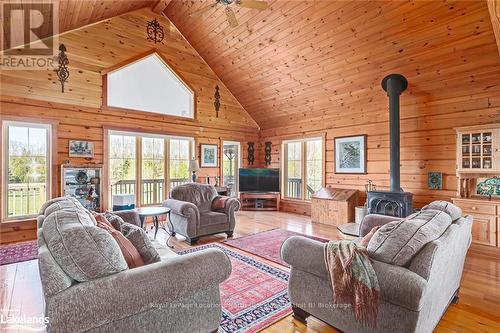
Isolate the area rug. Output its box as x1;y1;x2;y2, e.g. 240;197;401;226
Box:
178;243;291;333
222;229;329;267
0;240;37;266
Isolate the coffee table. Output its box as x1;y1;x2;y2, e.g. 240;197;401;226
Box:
135;206;174;248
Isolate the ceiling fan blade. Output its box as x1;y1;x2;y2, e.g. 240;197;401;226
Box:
190;3;217;17
236;0;269;10
225;7;239;27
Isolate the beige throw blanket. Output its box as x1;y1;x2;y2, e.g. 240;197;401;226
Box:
324;240;380;327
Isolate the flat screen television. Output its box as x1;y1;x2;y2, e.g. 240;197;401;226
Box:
239;168;280;193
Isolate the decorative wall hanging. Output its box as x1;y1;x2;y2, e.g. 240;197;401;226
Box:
200;144;218;167
427;172;442;190
477;176;500;198
334;135;367;174
214;85;221;117
69;140;94;158
146;18;164;44
247;142;255;165
55;44;69;93
264;142;272;165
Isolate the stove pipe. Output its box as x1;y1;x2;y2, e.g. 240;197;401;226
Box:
382;74;408;193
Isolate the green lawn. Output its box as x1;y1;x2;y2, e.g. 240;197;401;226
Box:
7;186;46;217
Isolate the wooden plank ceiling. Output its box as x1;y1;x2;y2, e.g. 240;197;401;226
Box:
1;0;155;50
164;0;500;131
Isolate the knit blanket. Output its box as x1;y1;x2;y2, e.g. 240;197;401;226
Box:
324;240;380;327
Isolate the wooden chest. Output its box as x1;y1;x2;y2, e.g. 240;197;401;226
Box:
311;187;358;226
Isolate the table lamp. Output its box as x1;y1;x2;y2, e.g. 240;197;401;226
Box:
188;159;200;182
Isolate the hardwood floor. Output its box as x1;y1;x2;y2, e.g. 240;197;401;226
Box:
1;211;500;332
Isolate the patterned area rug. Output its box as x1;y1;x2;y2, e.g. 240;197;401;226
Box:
223;229;329;267
178;243;291;333
0;240;38;266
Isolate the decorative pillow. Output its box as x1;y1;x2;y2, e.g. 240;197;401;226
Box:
421;201;462;221
367;210;452;266
105;212;160;265
42;208;128;282
96;220;144;269
119;222;161;264
212;196;229;211
358;226;380;248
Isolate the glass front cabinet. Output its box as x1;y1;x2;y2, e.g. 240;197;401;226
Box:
61;165;103;212
457;127;499;172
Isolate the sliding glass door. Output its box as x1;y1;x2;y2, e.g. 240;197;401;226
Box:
222;141;240;196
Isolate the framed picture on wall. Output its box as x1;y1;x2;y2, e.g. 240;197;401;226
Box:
69;140;94;158
334;135;367;174
200;144;218;167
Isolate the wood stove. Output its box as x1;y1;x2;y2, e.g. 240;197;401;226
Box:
367;74;413;218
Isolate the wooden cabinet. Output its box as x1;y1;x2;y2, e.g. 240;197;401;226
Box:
453;198;498;247
457;125;499;173
311;187;358;226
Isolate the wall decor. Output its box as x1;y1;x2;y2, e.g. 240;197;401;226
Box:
146;18;164;44
427;172;443;190
334;135;367;174
476;177;500;198
69;140;94;158
55;44;69;93
200;144;218;167
247;142;255;165
214;85;221;117
264;141;272;165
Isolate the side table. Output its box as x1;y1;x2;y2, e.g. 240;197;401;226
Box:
135;207;174;248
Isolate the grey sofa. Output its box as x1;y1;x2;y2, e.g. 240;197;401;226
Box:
281;208;472;333
37;197;231;333
164;183;240;245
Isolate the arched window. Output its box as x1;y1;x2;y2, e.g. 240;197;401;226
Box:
106;53;194;119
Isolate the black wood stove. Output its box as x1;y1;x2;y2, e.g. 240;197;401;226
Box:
367;74;413;218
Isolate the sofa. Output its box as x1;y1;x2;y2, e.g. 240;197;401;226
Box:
164;183;240;244
281;201;473;333
37;197;231;333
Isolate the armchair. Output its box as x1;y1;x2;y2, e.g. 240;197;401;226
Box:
164;183;241;244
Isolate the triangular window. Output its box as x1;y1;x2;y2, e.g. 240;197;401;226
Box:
107;53;194;119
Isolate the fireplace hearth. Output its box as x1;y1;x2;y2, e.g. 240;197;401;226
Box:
367;74;413;218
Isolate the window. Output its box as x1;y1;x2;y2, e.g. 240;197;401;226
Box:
2;121;51;219
222;141;241;196
107;53;195;118
108;131;193;208
282;137;324;200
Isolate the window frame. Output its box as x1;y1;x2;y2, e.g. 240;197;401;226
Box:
282;136;325;201
101;49;197;121
1;119;57;222
105;129;194;209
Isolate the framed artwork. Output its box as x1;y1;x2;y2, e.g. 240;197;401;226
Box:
428;172;443;190
334;135;367;174
200;144;218;167
69;140;94;158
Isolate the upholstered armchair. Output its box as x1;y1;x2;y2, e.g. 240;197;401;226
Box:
164;183;241;244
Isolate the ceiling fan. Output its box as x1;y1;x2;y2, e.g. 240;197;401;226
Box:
190;0;269;27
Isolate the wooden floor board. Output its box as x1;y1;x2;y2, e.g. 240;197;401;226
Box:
0;210;499;332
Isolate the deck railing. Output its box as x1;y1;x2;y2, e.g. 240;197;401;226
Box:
7;183;47;217
286;178;316;199
110;178;189;205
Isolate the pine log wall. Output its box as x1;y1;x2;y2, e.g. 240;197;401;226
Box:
0;8;259;242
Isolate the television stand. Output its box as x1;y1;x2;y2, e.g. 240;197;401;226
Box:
239;192;280;211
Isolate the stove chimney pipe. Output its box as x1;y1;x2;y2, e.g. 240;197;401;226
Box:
382;74;408;193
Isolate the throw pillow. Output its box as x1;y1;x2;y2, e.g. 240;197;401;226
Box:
367;210;452;266
212;196;229;211
104;212;161;265
421;200;462;221
96;220;145;269
358;226;380;248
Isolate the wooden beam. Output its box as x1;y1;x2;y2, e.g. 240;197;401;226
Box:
152;0;171;14
487;0;500;55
